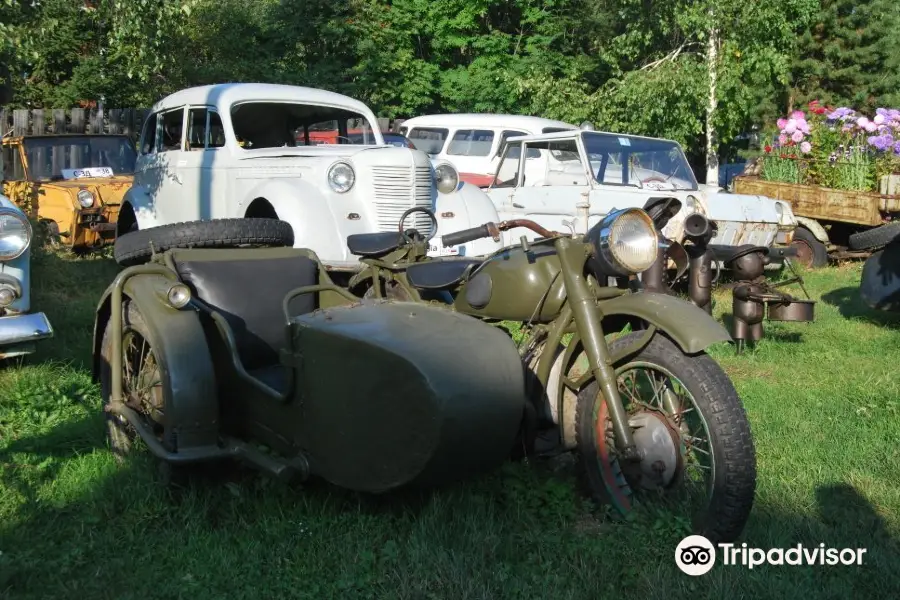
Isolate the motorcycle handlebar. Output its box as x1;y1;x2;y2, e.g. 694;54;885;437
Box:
440;219;559;247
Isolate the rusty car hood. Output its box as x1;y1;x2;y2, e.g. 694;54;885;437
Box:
32;176;133;205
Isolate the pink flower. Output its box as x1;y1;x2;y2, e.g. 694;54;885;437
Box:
791;130;804;143
874;114;885;125
791;110;805;120
857;117;870;128
784;119;797;134
777;118;787;129
778;134;788;145
797;119;810;134
865;122;877;132
800;141;812;154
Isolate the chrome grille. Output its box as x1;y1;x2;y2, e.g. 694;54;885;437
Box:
370;165;434;234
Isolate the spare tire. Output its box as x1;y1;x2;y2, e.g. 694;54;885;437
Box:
848;222;900;251
113;218;295;267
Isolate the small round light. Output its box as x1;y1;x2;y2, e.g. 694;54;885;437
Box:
685;194;704;215
167;284;192;309
0;286;16;307
434;162;459;194
774;202;785;221
77;189;95;208
587;208;659;276
327;162;355;193
0;208;33;261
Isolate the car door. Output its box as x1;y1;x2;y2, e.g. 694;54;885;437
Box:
146;106;200;224
178;106;228;219
506;138;595;238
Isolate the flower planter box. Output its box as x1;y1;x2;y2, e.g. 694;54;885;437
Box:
733;175;900;227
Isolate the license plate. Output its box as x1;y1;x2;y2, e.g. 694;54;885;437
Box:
61;166;115;179
429;243;460;256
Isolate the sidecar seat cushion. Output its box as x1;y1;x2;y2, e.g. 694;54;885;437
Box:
406;258;483;290
347;232;406;257
172;247;319;369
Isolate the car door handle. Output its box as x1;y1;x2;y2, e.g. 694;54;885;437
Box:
512;202;525;209
168;172;182;184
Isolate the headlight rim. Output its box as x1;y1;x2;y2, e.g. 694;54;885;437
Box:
433;161;460;194
0;206;33;261
587;207;659;277
76;188;95;208
327;161;356;194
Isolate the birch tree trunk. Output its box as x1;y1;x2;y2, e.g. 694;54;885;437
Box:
705;19;719;187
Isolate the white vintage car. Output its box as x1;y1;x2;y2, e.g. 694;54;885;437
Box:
479;129;798;264
0;191;54;358
118;84;504;270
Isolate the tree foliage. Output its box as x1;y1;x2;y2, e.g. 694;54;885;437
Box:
1;0;896;171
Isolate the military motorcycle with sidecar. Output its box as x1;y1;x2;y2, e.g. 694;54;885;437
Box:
96;205;756;544
343;204;756;543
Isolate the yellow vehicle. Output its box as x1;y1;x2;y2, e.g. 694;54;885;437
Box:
0;133;136;250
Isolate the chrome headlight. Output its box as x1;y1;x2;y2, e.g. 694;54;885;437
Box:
685;194;705;215
77;189;95;208
586;208;659;277
327;161;355;193
0;207;33;261
434;162;459;194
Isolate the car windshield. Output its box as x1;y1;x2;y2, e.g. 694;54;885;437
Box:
582;132;698;191
22;136;136;181
230;102;379;148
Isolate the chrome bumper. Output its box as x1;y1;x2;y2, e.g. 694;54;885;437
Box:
0;312;54;346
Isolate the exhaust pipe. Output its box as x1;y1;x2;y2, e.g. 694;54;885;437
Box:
683;214;715;314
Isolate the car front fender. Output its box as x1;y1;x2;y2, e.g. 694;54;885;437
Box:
239;179;348;263
433;183;504;257
122;186;164;231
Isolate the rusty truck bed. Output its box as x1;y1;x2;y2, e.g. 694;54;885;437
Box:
732;176;900;227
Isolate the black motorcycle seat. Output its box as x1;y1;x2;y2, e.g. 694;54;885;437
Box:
406;259;483;290
172;247;319;370
347;232;406;257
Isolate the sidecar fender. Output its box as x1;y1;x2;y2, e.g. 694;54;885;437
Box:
92;274;220;451
599;291;732;354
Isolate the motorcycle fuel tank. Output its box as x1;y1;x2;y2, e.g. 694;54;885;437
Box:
287;300;526;493
453;243;567;322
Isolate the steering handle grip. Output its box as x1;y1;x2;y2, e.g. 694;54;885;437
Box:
441;223;500;247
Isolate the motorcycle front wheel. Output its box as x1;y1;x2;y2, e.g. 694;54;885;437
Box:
575;332;756;543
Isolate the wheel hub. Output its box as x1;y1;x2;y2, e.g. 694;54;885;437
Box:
624;411;682;489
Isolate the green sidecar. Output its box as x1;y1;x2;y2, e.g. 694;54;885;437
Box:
91;242;527;493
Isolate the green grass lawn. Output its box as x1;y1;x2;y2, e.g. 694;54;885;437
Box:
2;248;899;600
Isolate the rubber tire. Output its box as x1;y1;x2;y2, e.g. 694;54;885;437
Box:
100;300;186;484
575;332;757;544
113;218;295;267
791;227;828;268
848;222;900;251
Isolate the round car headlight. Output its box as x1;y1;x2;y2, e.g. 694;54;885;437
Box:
434;162;459;194
77;189;95;208
586;208;659;277
0;207;33;261
327;162;355;193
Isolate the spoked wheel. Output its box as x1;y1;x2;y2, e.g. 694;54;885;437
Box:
576;332;756;543
100;301;177;468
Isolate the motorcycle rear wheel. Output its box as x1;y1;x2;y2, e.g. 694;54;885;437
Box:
575;332;756;543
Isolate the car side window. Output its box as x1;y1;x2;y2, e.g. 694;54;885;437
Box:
447;129;495;157
407;127;448;155
1;145;25;180
185;108;226;150
139;113;158;155
497;130;542;160
159;109;185;152
492;144;522;188
544;140;589;186
207;111;226;148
